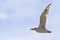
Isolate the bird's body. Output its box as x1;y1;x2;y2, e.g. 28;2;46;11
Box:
30;3;52;33
33;28;48;33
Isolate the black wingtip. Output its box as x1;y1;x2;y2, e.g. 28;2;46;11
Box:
30;28;34;30
47;3;52;7
48;3;52;6
48;31;51;33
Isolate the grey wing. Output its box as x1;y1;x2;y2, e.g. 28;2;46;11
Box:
39;16;46;28
39;3;51;28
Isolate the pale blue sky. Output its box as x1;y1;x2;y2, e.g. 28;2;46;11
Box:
0;0;60;40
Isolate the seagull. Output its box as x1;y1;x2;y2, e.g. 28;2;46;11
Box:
30;3;52;33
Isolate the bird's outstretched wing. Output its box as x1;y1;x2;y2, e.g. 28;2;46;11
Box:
39;3;51;28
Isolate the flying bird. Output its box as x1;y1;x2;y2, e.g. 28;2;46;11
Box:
30;3;52;33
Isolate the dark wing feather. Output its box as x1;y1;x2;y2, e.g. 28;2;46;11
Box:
39;3;51;28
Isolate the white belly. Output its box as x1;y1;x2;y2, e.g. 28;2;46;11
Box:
46;17;48;26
